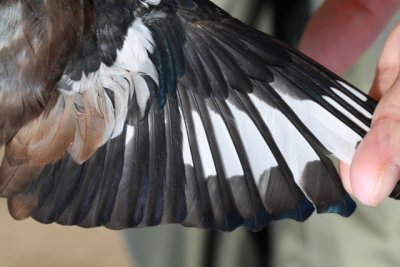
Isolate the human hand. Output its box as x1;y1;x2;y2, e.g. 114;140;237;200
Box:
299;0;400;206
340;22;400;206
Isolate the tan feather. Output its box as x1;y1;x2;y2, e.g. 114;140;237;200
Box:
0;95;74;197
7;86;117;166
26;96;76;165
5;118;40;165
68;89;107;164
6;95;76;166
0;158;42;197
8;192;39;220
0;145;5;166
0;87;112;197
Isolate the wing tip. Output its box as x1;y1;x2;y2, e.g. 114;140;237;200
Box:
316;194;356;217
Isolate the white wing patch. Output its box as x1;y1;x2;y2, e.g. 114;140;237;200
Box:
142;0;161;6
180;108;194;167
330;88;372;119
192;110;217;178
337;80;368;102
207;107;244;178
269;76;363;164
249;93;319;188
322;95;370;132
226;99;278;185
59;18;158;141
279;94;361;164
125;125;135;145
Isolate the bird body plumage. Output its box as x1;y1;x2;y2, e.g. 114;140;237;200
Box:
0;0;386;231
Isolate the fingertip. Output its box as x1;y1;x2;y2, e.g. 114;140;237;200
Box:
354;164;400;206
349;139;382;206
349;119;400;206
372;164;400;204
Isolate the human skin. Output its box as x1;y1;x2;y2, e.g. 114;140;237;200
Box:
299;0;400;206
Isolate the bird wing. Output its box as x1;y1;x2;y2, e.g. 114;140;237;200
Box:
0;0;376;231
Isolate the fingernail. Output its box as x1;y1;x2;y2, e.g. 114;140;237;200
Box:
371;165;400;206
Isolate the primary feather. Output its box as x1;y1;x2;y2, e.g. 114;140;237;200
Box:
0;0;382;231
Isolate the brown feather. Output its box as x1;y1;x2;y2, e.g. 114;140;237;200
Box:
8;192;39;220
0;158;42;197
5;118;40;166
68;90;107;164
29;96;76;165
6;96;76;166
0;0;94;144
4;86;114;180
0;87;112;196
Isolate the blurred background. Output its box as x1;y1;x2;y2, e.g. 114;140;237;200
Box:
2;1;400;267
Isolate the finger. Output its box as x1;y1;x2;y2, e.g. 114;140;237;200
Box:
350;116;400;206
299;0;399;74
349;21;400;205
370;22;400;100
340;22;400;204
339;161;353;195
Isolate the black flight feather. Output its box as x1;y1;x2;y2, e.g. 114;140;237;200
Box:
1;0;381;231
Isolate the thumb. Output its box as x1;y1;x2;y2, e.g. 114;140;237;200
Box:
346;23;400;206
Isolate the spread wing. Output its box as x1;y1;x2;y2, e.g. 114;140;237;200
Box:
0;0;377;231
